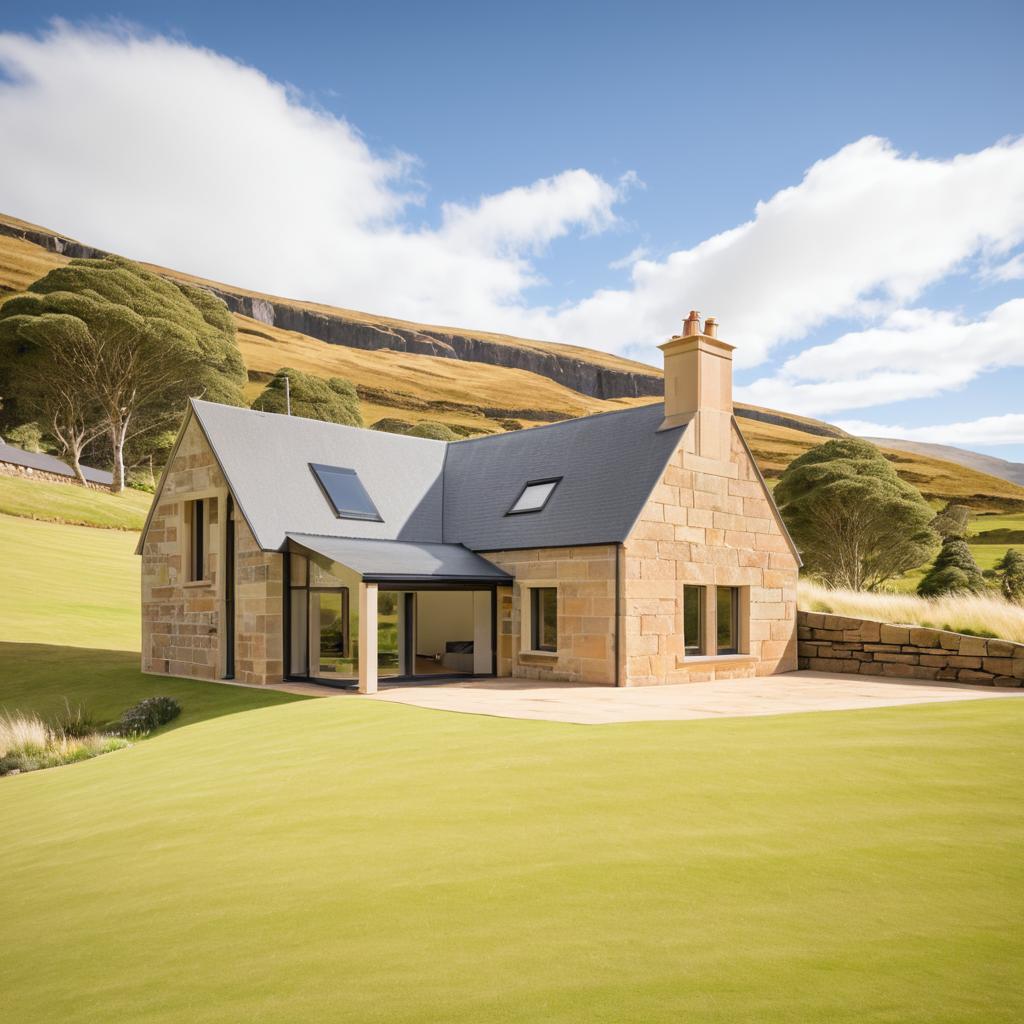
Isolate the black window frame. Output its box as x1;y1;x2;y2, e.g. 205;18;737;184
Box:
716;586;740;655
506;477;562;516
683;584;706;657
530;587;558;652
309;463;383;522
189;498;206;582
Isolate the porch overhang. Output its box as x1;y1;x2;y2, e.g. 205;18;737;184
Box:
286;533;513;585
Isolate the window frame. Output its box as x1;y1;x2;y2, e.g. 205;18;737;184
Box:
309;463;383;522
715;586;740;656
506;477;562;516
530;586;558;652
189;498;207;582
682;584;706;657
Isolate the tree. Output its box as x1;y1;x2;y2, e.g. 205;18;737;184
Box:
0;256;246;491
774;438;939;591
932;502;970;540
993;548;1024;603
253;368;362;427
406;421;458;441
917;537;987;597
5;422;45;453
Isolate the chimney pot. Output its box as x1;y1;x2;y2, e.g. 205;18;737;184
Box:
703;316;718;337
683;310;702;337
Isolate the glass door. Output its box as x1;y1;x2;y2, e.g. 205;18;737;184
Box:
309;589;352;678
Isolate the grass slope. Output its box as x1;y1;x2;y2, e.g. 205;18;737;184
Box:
0;475;151;529
2;696;1022;1023
0;514;141;650
1;643;306;733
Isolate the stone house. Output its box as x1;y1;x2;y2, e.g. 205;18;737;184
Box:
137;312;801;691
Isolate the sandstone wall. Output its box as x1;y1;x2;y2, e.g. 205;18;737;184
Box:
485;545;618;684
141;418;225;680
799;611;1024;686
621;423;800;685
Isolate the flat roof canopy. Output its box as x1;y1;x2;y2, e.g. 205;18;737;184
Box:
287;533;513;585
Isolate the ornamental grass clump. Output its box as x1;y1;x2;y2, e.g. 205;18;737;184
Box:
0;711;128;777
798;580;1024;644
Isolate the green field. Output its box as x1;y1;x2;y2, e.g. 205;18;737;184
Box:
2;480;1023;1022
0;513;142;650
0;474;152;529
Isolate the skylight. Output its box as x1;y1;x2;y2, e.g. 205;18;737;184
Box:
310;464;382;521
507;478;560;515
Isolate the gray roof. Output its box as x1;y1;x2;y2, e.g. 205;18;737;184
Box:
0;441;113;485
184;398;686;555
288;534;512;582
443;402;684;550
191;401;446;550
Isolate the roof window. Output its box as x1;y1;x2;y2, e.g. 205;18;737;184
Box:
507;477;560;515
310;464;382;521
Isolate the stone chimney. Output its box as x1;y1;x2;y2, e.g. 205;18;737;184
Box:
658;311;735;462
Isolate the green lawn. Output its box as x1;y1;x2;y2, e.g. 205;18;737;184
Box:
0;643;306;731
1;689;1021;1023
2;483;1023;1022
0;474;152;529
0;513;142;650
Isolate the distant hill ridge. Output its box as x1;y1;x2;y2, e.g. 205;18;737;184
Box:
2;211;1023;513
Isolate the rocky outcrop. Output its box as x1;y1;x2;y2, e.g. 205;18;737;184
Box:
733;406;845;438
798;610;1024;686
0;222;664;401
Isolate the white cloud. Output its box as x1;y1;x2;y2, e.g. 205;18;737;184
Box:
837;413;1024;447
609;246;649;271
2;21;1024;379
736;299;1024;416
0;22;626;329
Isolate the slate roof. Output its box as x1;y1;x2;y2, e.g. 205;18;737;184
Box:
0;441;113;485
187;399;685;557
288;534;513;583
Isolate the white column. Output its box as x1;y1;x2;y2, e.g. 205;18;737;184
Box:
358;581;378;694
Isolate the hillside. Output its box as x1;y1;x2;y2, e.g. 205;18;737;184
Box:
3;212;1023;511
865;436;1024;488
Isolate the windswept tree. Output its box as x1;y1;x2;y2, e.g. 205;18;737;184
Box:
993;548;1024;604
917;536;987;597
0;256;246;491
253;367;362;427
932;502;971;540
775;438;939;591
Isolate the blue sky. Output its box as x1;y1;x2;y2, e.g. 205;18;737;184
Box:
1;2;1023;458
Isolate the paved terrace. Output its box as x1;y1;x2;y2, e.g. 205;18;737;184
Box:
275;670;1024;725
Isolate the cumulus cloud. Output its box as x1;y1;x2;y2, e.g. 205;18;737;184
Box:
0;22;627;329
836;413;1024;447
736;299;1024;415
2;21;1024;383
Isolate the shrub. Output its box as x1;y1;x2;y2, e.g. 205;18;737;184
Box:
496;418;523;431
371;417;413;434
993;548;1024;604
917;537;987;597
116;696;181;736
5;421;45;452
405;421;458;441
253;367;362;427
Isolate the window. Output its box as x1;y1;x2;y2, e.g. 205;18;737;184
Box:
310;464;382;521
716;586;739;655
508;478;561;515
683;585;705;656
530;587;557;652
188;499;206;581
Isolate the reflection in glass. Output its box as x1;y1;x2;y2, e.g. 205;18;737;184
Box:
716;587;739;655
683;585;705;656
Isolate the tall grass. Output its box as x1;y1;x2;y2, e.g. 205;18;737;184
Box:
0;710;127;776
798;580;1024;643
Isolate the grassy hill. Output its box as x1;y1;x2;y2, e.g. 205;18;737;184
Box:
3;211;1024;511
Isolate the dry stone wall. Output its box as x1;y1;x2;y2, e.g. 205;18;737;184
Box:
799;611;1024;686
